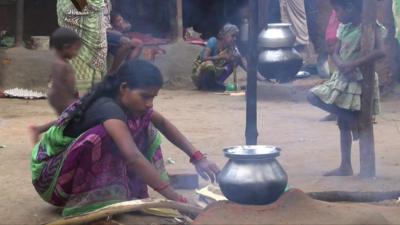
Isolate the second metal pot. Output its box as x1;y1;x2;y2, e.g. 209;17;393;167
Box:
258;48;303;83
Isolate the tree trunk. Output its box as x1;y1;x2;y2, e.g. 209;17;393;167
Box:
15;0;24;47
245;0;260;145
359;0;377;178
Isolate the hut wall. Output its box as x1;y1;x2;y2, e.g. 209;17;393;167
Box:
0;3;16;33
0;1;57;37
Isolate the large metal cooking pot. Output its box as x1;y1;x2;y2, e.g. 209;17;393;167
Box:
218;146;288;205
258;48;303;83
258;23;296;49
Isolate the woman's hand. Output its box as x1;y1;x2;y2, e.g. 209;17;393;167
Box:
215;52;231;61
158;186;187;203
194;158;220;183
338;62;358;81
151;111;221;183
338;62;357;75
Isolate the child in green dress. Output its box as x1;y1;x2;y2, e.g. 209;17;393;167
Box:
308;0;386;176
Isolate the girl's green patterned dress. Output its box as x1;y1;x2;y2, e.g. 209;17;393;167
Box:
311;23;386;115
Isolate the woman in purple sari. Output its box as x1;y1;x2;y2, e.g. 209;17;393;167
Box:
31;59;220;217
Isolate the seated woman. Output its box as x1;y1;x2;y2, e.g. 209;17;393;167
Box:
106;9;143;73
192;24;247;91
31;60;220;217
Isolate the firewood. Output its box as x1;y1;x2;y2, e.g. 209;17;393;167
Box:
46;199;202;225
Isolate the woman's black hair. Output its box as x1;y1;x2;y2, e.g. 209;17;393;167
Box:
49;27;81;50
330;0;363;12
69;59;164;122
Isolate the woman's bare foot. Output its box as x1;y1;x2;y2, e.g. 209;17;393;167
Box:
323;167;353;177
28;125;40;146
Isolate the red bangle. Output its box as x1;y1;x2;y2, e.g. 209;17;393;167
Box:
190;151;206;164
178;195;188;203
153;182;169;192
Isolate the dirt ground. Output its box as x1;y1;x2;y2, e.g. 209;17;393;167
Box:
1;88;400;224
1;44;400;224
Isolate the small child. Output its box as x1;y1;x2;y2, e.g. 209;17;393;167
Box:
308;0;385;176
48;27;81;114
29;28;81;143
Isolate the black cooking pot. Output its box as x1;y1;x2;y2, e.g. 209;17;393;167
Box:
218;145;288;205
257;23;303;83
258;48;303;83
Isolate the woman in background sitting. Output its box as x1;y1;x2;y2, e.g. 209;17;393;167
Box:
191;24;247;91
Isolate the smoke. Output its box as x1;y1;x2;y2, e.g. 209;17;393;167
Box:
115;0;172;38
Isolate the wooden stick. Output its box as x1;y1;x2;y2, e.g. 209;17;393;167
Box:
46;199;202;225
359;0;378;178
170;0;183;41
233;66;239;92
176;0;183;40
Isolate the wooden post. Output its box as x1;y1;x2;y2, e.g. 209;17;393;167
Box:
15;0;24;47
245;0;259;145
170;0;183;41
176;0;183;40
359;0;377;178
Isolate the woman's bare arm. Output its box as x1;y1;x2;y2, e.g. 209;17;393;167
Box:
151;111;220;182
103;119;181;200
332;40;343;68
351;28;385;68
202;47;228;61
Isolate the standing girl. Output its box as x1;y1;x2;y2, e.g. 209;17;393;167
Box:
308;0;385;176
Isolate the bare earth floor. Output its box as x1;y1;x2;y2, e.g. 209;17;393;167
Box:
1;90;400;224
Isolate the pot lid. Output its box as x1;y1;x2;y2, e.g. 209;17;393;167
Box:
223;145;280;159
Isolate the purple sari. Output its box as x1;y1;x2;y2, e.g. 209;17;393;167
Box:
31;102;167;217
